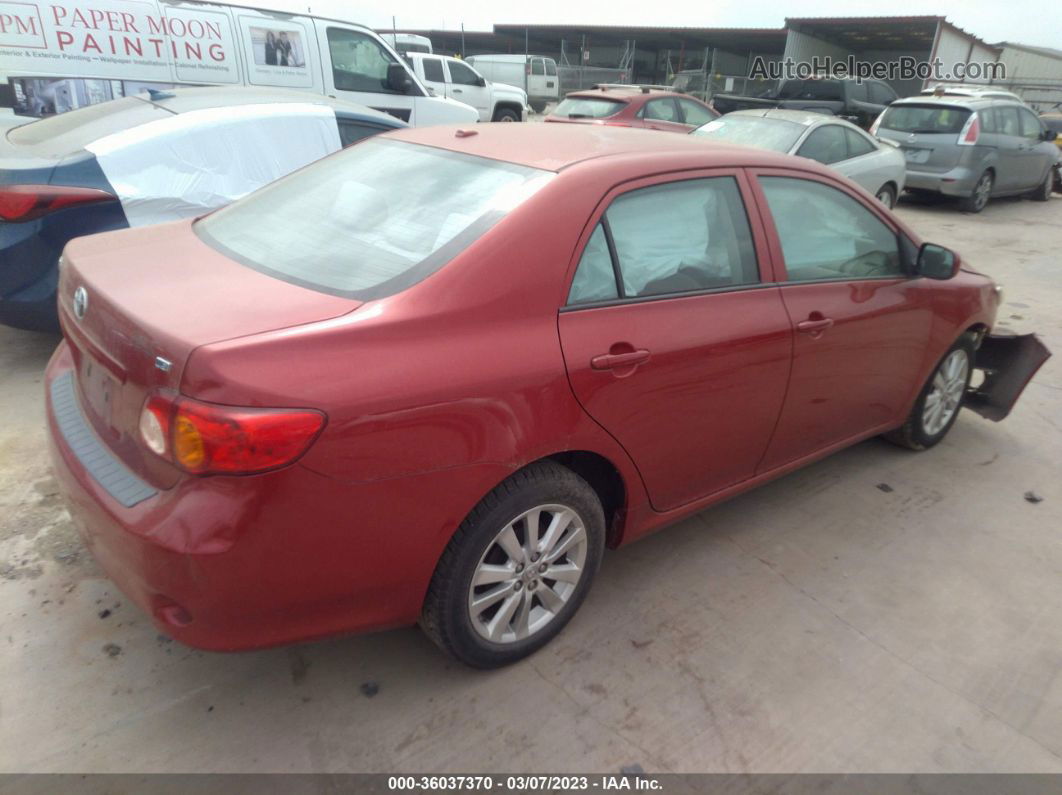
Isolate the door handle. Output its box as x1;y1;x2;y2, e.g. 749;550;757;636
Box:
453;88;463;93
796;317;834;334
591;349;651;370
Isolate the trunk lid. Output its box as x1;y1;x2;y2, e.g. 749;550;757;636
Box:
58;219;360;488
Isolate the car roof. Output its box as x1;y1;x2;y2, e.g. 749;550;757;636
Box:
384;122;820;173
888;95;1021;110
726;108;864;129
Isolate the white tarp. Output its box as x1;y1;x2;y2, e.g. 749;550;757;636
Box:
85;102;342;227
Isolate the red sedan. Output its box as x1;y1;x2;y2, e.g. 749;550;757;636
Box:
46;124;1048;668
544;85;719;132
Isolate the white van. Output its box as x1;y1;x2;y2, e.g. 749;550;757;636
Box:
380;33;433;58
0;0;476;127
464;55;559;112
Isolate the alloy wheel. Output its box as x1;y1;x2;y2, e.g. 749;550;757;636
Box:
972;173;992;211
468;504;587;644
922;349;969;436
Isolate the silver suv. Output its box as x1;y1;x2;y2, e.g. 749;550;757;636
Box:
872;95;1059;212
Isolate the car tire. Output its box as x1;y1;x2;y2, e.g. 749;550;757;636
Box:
959;170;993;213
875;183;897;209
420;461;605;668
529;101;547;114
493;108;520;122
884;334;976;451
1030;168;1053;202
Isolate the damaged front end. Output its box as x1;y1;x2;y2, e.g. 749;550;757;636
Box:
966;333;1052;421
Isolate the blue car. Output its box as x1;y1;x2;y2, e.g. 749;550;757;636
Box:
0;86;406;331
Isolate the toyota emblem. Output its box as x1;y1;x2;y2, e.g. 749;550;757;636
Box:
73;286;88;320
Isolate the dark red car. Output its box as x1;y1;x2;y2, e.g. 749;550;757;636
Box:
46;124;1048;668
544;85;719;132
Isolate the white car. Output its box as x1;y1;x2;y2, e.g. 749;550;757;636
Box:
692;109;907;208
406;54;530;122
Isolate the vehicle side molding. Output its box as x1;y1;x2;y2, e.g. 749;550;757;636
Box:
966;333;1052;421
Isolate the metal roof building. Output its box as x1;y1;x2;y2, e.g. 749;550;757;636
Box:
385;16;1062;109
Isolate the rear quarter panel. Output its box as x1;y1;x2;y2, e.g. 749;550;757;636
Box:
180;160;654;516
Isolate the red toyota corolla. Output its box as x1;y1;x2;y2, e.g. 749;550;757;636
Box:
544;85;719;132
46;124;1048;668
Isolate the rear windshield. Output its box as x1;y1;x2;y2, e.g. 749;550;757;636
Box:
196;139;553;300
878;103;971;134
6;97;170;155
552;97;624;119
691;116;805;153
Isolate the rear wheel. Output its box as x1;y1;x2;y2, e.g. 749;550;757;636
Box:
1030;168;1053;201
529;101;547;114
875;183;896;209
885;335;975;450
959;170;993;213
421;462;605;668
493;107;520;122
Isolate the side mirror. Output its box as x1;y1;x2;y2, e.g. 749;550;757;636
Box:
476;76;487;88
1043;127;1058;142
386;62;413;93
916;242;961;280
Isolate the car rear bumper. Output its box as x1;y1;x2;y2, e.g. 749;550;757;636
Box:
904;165;979;196
45;341;505;651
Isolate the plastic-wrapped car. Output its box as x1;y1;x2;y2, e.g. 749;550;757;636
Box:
0;86;406;331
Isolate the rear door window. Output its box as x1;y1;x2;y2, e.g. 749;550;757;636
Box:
642;98;680;122
677;98;716;126
531;58;545;76
421;57;445;83
568;176;759;301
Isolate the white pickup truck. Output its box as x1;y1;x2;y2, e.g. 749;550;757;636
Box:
406;54;530;122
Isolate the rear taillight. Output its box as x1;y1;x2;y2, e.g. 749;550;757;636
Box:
0;184;115;222
957;115;980;146
139;394;325;475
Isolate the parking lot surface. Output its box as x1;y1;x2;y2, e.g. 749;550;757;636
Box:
1;195;1060;773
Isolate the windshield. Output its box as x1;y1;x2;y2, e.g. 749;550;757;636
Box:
552;97;624;119
878;103;971;134
196;139;553;300
691;116;805;153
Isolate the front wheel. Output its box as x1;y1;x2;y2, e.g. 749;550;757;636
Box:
959;170;993;213
493;108;520;122
885;335;975;450
529;101;547;114
421;462;605;668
